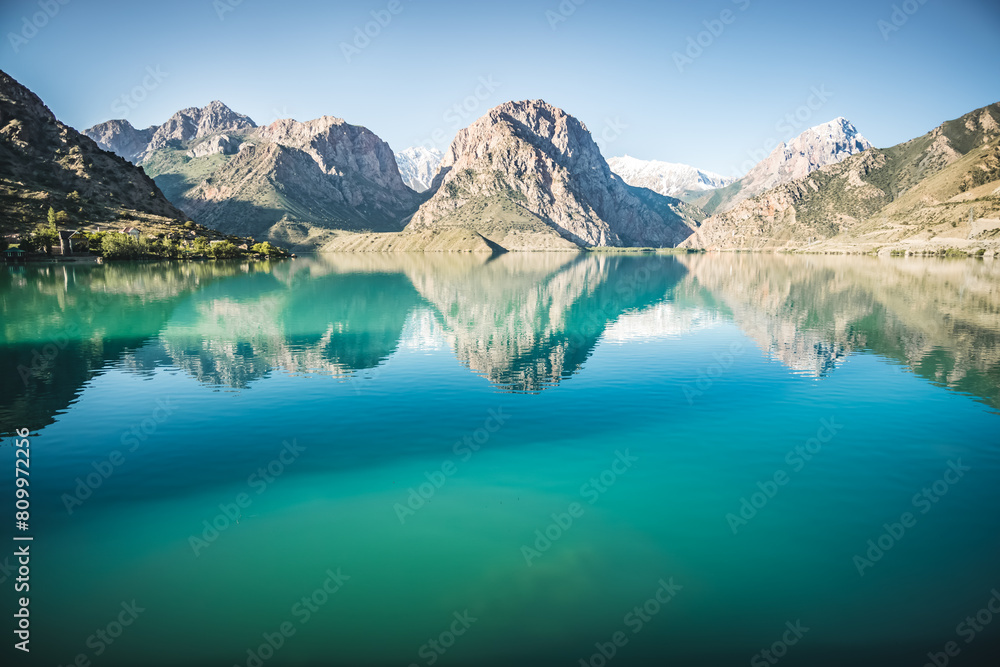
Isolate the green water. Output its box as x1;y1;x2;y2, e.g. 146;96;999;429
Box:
1;253;999;666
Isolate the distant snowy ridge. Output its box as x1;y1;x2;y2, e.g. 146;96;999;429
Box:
395;146;444;192
607;155;735;197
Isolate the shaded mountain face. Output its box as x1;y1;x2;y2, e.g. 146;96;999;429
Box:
395;146;444;192
406;100;703;248
0;69;187;233
607;156;734;197
681;103;1000;253
86;104;422;248
691;118;872;215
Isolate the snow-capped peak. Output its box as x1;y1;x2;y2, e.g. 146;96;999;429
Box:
395;146;444;192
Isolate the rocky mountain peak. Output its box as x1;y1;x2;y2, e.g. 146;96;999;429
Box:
253;115;409;192
409;99;700;248
726;117;872;209
86;100;256;162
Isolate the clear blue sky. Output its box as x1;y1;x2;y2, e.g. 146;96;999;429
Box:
2;0;998;177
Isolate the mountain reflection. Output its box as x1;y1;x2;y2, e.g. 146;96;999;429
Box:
2;253;999;436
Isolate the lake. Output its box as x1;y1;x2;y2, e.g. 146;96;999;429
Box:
2;253;999;666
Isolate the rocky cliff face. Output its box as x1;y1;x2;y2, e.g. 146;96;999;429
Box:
407;100;701;247
607;155;734;197
395;146;443;192
254;116;414;197
0;69;187;233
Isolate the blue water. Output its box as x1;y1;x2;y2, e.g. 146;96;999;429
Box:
1;253;999;666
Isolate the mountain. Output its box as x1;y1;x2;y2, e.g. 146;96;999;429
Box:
87;104;423;249
0;69;187;235
395;146;443;192
395;99;703;249
607;155;734;197
680;103;1000;254
85;101;255;163
691;118;872;214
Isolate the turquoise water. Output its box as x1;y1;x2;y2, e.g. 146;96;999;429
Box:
1;253;999;666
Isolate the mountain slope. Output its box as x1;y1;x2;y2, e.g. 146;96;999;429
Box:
405;100;703;248
395;146;443;192
680;103;1000;253
689;118;872;214
0;69;187;235
607;155;734;197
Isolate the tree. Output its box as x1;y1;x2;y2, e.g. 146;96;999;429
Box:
0;238;8;253
18;235;38;253
55;211;72;226
87;231;107;254
102;233;148;259
34;225;58;255
165;239;183;259
251;241;280;257
47;206;56;226
210;240;241;259
192;236;210;254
